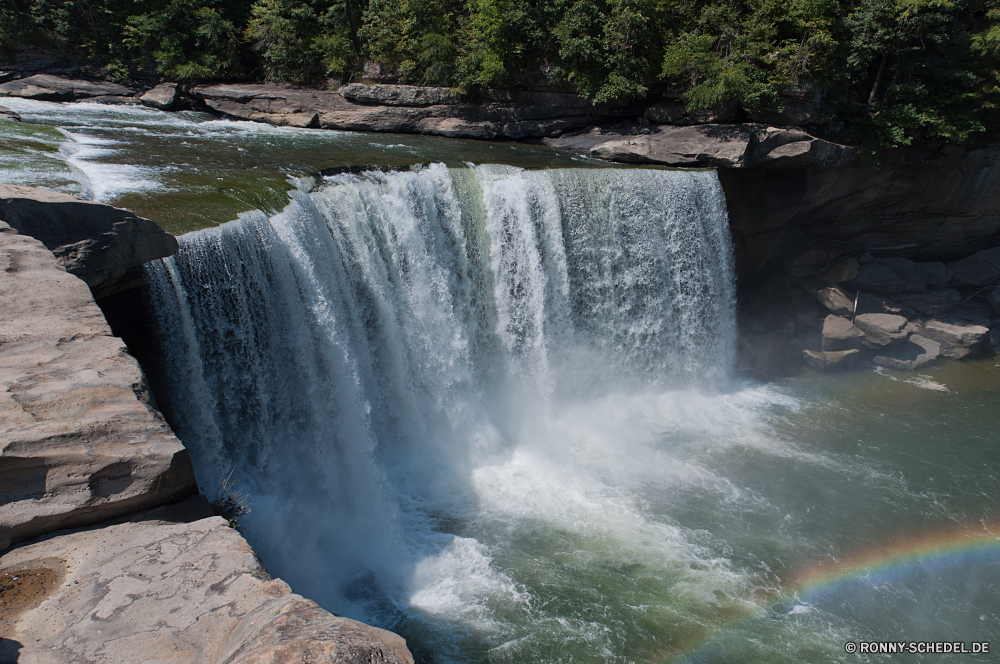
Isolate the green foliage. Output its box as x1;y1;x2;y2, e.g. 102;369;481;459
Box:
209;471;253;530
2;0;999;148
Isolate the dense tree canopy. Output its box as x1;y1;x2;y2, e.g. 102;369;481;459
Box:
2;0;999;148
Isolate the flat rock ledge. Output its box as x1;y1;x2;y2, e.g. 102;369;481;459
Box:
0;497;412;664
0;74;138;103
0;185;178;299
589;124;856;169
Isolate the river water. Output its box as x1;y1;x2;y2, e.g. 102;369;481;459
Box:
2;100;998;664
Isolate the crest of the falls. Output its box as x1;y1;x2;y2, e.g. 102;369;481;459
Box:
144;163;737;656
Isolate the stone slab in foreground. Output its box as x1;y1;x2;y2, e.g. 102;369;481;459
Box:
0;497;412;664
0;221;195;551
0;185;178;298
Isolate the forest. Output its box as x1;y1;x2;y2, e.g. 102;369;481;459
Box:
2;0;1000;148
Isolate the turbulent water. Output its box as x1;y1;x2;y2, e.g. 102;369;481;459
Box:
141;163;1000;663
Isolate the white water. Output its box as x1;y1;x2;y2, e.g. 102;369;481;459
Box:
145;164;741;656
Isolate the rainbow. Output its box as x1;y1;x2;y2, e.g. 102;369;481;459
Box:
666;521;1000;662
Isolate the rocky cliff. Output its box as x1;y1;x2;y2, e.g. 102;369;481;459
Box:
0;188;412;663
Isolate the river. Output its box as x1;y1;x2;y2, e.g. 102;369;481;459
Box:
2;98;998;664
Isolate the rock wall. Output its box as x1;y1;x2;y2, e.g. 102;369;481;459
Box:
0;189;413;663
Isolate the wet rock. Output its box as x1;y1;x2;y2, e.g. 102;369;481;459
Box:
803;348;861;370
0;74;138;101
988;287;1000;315
806;284;855;316
0;184;178;297
853;313;913;348
340;83;459;106
850;261;906;294
947;247;1000;287
821;257;860;283
893;289;962;316
139;82;180;111
0;221;196;551
917;318;990;358
821;314;866;351
0;498;413;664
0;104;20;122
872;334;941;370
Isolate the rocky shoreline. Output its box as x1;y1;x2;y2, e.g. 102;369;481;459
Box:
0;186;412;663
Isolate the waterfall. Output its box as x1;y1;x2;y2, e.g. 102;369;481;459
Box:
144;163;735;652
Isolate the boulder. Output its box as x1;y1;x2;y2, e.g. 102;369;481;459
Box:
590;124;855;169
792;241;847;266
821;257;860;283
0;222;196;551
0;104;20;122
139;82;180;111
989;287;1000;315
947;247;1000;287
821;314;865;351
853;313;913;348
803;348;861;370
893;288;962;316
850;261;906;294
0;497;413;664
872;334;941;370
917;317;990;358
0;74;138;102
807;284;856;316
339;83;459;106
0;184;178;298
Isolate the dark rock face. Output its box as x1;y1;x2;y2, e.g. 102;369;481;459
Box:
0;221;196;551
719;145;1000;278
0;184;178;298
0;74;138;101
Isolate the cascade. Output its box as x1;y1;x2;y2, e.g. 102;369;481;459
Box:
144;163;735;658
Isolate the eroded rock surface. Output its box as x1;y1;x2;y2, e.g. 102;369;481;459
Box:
0;74;138;102
0;498;412;664
0;221;195;551
0;185;178;298
0;105;20;122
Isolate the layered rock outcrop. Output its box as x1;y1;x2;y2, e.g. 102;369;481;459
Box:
191;82;598;140
0;185;178;299
0;218;194;551
0;74;138;103
0;497;411;664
